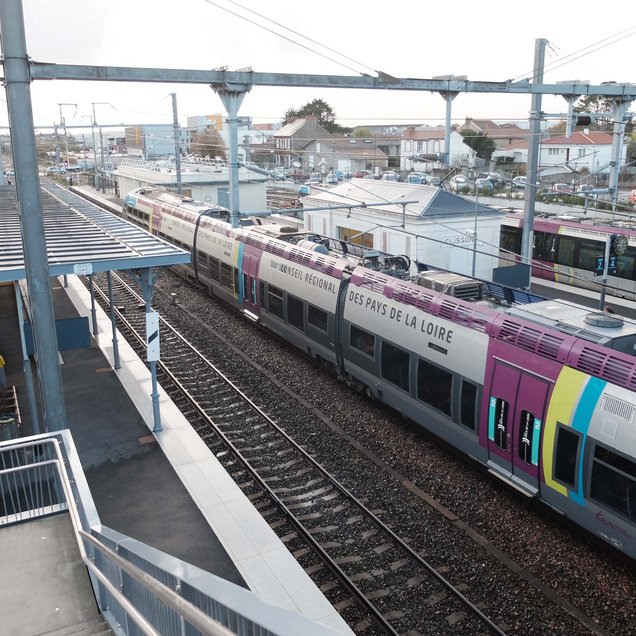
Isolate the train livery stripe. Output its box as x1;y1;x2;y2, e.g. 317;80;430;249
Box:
236;242;245;299
569;376;606;506
542;366;587;495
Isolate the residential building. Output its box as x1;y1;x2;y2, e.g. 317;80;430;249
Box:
401;126;476;171
302;179;505;280
458;118;528;148
492;130;628;179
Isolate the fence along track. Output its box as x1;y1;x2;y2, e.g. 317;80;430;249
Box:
85;271;507;636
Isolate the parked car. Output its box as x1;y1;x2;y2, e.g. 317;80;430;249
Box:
325;171;338;185
353;170;374;179
407;172;427;184
552;183;575;194
426;176;441;186
46;166;66;175
380;170;400;182
308;172;322;185
486;172;506;186
628;189;636;205
512;176;526;188
475;178;495;191
449;175;470;191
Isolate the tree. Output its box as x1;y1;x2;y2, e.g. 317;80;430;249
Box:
284;99;345;134
352;127;373;138
460;130;496;160
574;95;615;130
190;126;226;159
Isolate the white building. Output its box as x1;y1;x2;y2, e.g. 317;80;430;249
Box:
400;127;476;171
302;180;505;280
115;157;268;212
493;130;628;174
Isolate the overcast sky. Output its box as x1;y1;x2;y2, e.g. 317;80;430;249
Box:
3;0;635;132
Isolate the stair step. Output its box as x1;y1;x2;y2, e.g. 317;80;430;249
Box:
39;615;113;636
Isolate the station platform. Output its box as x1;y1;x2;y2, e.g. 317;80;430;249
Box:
0;274;351;634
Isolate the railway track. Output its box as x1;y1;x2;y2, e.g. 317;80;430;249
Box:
84;271;507;636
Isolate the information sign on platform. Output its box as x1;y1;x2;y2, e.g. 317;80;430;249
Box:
146;311;160;361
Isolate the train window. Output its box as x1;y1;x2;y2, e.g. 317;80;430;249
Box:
267;285;284;319
555;236;576;267
500;226;521;255
517;410;536;464
233;268;240;295
287;294;304;331
492;397;508;450
417;359;452;416
616;248;636;280
578;239;603;271
460;381;477;430
259;281;266;308
197;251;208;269
590;445;636;521
381;342;410;392
554;425;580;489
308;305;328;332
209;257;220;281
220;263;233;291
351;325;375;357
250;278;257;304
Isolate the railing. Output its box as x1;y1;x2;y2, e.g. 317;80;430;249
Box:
0;431;339;636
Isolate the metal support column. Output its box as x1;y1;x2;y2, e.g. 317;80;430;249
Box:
609;100;629;220
521;38;547;289
88;274;99;336
0;0;68;431
107;271;121;370
212;81;252;228
137;268;162;433
439;91;458;166
171;93;182;195
14;282;40;434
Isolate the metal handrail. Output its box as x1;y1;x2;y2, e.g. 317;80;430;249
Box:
0;436;234;636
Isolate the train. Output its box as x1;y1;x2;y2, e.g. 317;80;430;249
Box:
500;208;636;300
123;187;636;559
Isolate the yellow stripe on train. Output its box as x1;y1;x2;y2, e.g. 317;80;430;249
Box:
542;366;588;495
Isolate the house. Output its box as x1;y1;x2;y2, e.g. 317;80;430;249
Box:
459;118;528;149
273;117;388;175
301;179;505;279
401;126;476;171
492;130;628;178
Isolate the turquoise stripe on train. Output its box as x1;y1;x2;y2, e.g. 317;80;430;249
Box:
569;376;606;506
237;242;245;300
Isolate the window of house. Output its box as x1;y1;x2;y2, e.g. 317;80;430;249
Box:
381;342;410;392
554;425;580;489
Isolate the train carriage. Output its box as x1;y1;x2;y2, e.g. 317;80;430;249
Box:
122;187;636;559
500;211;636;300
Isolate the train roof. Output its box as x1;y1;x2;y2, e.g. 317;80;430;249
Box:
506;299;636;354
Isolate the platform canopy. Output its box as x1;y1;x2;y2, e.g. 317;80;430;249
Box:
0;183;190;282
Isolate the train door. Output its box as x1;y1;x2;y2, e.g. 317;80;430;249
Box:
487;360;550;495
241;253;259;318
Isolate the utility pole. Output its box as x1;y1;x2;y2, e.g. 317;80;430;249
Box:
171;93;182;195
91;102;114;191
521;38;547;289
